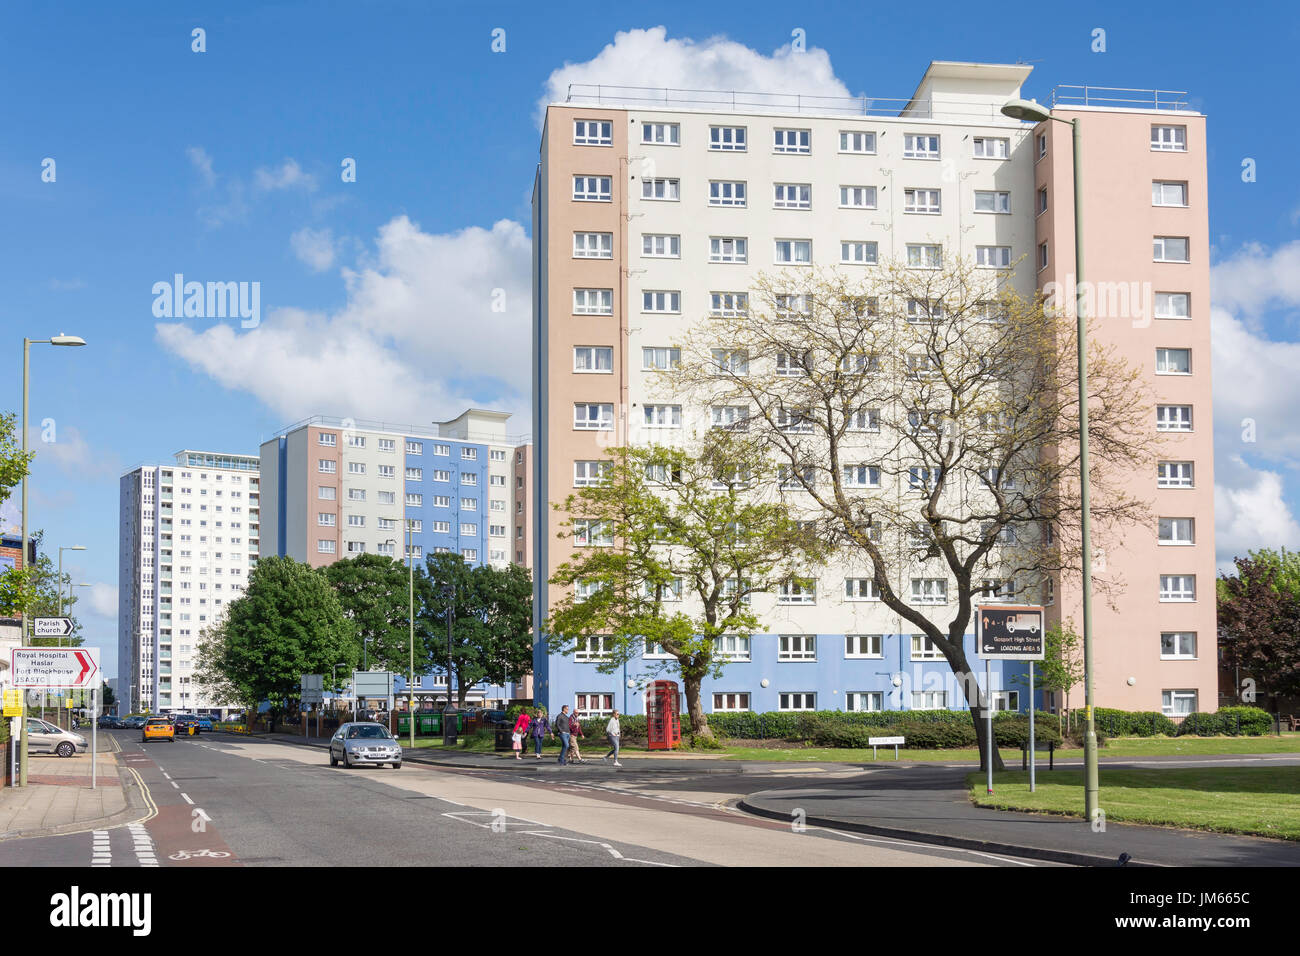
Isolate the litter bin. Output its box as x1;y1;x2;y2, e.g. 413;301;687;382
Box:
397;714;412;736
443;708;459;746
494;728;512;752
417;713;439;736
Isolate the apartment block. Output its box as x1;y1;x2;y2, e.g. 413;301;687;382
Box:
259;409;532;705
530;61;1216;719
119;451;259;715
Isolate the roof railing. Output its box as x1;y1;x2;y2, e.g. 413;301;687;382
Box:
566;83;940;118
1049;85;1191;111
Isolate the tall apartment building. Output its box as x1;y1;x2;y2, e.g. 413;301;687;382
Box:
259;409;532;704
530;61;1215;719
119;451;259;715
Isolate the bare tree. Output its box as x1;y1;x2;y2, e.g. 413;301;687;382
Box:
667;259;1155;769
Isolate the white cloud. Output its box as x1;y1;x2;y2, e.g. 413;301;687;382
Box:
290;227;337;272
186;146;216;187
1210;240;1300;319
255;158;316;192
537;26;853;125
156;215;531;428
1214;456;1300;572
25;425;120;479
83;582;118;619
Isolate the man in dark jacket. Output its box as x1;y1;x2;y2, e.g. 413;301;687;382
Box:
553;706;573;765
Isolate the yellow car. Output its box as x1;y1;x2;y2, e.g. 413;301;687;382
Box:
142;717;176;743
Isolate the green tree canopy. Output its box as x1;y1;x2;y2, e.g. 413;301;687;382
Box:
1218;555;1300;705
324;552;423;676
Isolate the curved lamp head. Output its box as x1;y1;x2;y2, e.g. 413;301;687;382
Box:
50;334;87;347
65;545;87;552
1000;98;1053;123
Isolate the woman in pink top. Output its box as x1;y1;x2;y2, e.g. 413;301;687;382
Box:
511;711;531;760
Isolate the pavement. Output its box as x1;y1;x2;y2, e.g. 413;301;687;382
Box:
0;736;150;841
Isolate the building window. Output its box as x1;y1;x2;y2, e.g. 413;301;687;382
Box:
641;178;680;201
774;239;812;264
991;691;1020;712
432;470;451;482
642;290;681;313
1156;348;1191;375
713;693;751;712
845;634;883;658
574;288;614;315
778;634;816;660
378;438;395;453
434;444;450;456
461;548;477;561
973;136;1009;159
574;232;614;258
711;348;749;376
841;241;878;265
714;634;750;661
1160;574;1196;602
346;541;365;554
778;693;816;712
574;403;615;431
846;692;884;712
405;467;422;481
1037;187;1048;215
709;236;748;263
709;292;749;318
708;180;747;207
574;634;612;661
573;518;613;547
347;434;366;448
1160;632;1197;660
911;579;947;605
903;133;940;159
318;460;336;474
906;244;943;269
317;513;336;526
974;190;1010;214
1152;181;1188;206
347;462;365;475
432;520;450;533
976;245;1012;269
572;175;612;202
642;404;682;428
1038;242;1049;271
574;346;613;373
408;493;425;506
318;486;336;500
642;122;680;145
845;578;880;602
460;473;478;486
773;127;811;153
838;185;877;209
709;126;747;151
1037;133;1047;159
1153;236;1190;262
778;578;817;605
642;347;680;371
1158;517;1195;545
842;465;880;489
376;464;394;479
1162;689;1197;716
1157;405;1193;432
574;461;610;487
848;407;880;432
906;298;943;323
710;405;749;431
839;130;876;154
1151;125;1187;152
1158;461;1194;488
347;488;366;501
642;234;681;258
903;188;941;214
1155;292;1190;319
317;540;336;554
575;693;615;717
573;119;612;146
912;691;948;710
773;183;811;210
461;447;477;460
317;433;336;446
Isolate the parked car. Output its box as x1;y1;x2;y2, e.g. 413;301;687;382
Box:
97;715;124;729
26;718;88;757
122;715;149;729
329;722;402;769
142;717;175;743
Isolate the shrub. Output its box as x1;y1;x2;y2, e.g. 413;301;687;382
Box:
992;718;1062;748
897;721;978;749
1214;706;1273;736
1086;708;1178;737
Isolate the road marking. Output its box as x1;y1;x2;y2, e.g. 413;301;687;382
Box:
181;793;194;805
170;781;179;789
90;829;111;867
521;830;676;866
127;823;159;868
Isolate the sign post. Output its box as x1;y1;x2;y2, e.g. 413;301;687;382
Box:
32;618;74;639
301;675;324;738
10;648;101;789
975;606;1046;795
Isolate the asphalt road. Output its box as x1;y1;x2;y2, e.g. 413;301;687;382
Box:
0;732;1046;867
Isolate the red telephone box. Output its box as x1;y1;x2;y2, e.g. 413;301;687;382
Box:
646;680;681;750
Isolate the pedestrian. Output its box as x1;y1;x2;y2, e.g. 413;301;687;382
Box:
569;712;585;763
530;708;550;758
553;705;573;765
511;709;531;760
602;710;622;767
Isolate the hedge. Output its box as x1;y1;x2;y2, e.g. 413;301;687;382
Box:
1077;708;1179;738
1176;707;1273;737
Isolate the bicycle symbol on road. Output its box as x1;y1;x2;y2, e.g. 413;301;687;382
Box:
168;848;231;860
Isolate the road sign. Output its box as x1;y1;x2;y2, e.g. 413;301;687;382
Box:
975;605;1046;660
353;670;394;698
300;674;324;704
33;618;73;638
10;648;101;688
2;689;21;717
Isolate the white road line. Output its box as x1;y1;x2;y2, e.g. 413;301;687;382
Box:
170;781;179;789
127;823;160;868
90;829;111;867
521;830;676;867
181;793;194;805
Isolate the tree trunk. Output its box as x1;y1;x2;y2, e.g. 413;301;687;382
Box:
951;659;1005;772
682;671;712;737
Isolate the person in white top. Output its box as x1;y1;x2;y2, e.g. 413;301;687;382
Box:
602;710;622;767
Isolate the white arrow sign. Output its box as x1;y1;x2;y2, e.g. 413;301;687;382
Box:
33;617;74;637
11;647;100;688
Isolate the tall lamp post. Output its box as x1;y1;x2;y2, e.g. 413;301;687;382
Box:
57;546;87;647
18;333;87;788
1000;98;1098;822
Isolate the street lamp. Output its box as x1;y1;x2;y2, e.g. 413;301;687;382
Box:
1001;98;1098;822
67;582;92;648
18;333;87;788
58;545;87;644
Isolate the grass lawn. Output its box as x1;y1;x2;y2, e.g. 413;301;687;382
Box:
967;767;1300;841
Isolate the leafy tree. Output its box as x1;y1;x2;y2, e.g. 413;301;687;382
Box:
0;530;85;645
0;412;32;505
1015;619;1084;733
195;556;356;725
324;553;424;675
1218;556;1300;706
416;554;533;707
668;260;1155;768
547;436;824;737
101;684;116;710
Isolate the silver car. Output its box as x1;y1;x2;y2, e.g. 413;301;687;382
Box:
329;722;403;769
26;718;88;757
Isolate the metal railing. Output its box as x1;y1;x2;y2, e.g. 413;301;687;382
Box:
265;414;529;448
566;82;920;116
1049;85;1191;111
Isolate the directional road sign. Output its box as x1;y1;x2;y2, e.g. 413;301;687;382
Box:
975;605;1046;661
10;647;101;688
301;674;324;704
33;618;74;638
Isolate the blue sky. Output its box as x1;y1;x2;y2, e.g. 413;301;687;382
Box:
3;0;1298;680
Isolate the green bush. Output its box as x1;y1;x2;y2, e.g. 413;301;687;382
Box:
898;721;979;749
993;718;1062;748
1212;706;1273;736
1085;708;1178;737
